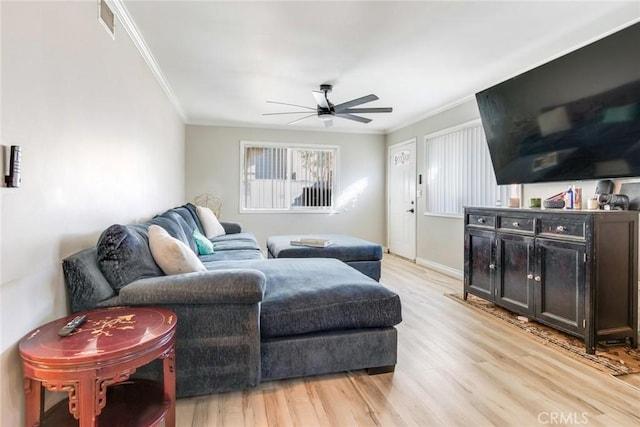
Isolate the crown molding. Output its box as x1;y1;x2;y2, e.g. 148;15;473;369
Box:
109;0;187;121
186;119;386;136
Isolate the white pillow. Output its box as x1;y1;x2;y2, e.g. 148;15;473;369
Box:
196;206;226;239
148;225;206;275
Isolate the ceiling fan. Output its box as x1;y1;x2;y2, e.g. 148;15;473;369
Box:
263;84;393;127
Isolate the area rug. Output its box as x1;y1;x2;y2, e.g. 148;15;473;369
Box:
445;293;640;376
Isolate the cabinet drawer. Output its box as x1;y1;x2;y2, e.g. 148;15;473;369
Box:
498;215;534;234
468;213;495;228
538;218;586;240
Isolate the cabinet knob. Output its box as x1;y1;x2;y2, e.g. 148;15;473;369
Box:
534;275;542;282
489;263;496;270
477;218;485;224
512;221;519;227
556;225;566;232
527;274;534;279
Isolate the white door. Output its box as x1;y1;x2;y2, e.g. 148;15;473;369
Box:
388;139;417;260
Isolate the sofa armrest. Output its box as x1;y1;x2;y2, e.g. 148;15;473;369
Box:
220;221;242;234
118;269;265;305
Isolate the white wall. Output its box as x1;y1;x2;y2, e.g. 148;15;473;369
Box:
0;2;185;425
186;125;386;248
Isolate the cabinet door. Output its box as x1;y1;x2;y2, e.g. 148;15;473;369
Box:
465;228;496;301
534;238;586;336
496;233;534;315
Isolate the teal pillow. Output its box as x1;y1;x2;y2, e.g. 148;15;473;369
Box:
193;229;215;255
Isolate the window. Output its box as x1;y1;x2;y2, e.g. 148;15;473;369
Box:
424;121;501;216
240;141;338;212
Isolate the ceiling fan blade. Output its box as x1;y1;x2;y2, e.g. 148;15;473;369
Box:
262;111;314;116
312;90;330;109
335;113;372;124
333;94;379;112
266;100;316;111
342;107;393;114
288;114;317;126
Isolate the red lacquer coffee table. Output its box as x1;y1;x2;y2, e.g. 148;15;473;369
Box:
19;306;176;427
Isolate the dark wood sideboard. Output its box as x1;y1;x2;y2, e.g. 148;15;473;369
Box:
464;206;638;354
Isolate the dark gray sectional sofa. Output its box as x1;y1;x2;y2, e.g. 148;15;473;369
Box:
62;204;402;397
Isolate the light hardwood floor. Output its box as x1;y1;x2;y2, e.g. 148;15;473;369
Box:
174;255;640;426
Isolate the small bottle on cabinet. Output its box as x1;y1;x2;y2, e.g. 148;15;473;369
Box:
565;186;574;209
573;185;582;210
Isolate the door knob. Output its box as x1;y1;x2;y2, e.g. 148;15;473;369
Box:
534;276;542;282
489;263;496;270
406;208;415;213
527;274;534;279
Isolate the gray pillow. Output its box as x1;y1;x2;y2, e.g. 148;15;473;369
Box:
96;224;163;292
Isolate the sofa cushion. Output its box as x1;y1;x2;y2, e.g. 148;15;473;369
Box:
183;203;205;233
63;247;116;312
211;233;262;252
200;249;265;262
171;204;203;233
202;258;402;338
97;224;163;292
151;210;198;254
196;206;226;238
148;225;207;275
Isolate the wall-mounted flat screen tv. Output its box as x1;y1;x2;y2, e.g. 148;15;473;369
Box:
476;22;640;185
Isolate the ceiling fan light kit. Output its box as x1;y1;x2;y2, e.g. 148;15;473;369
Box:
264;84;393;127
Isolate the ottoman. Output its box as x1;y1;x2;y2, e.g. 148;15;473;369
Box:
266;234;383;281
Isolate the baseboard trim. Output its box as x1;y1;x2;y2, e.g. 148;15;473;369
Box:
415;258;463;280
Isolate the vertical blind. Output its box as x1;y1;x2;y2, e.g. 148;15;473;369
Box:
425;124;500;215
243;146;289;209
241;142;336;211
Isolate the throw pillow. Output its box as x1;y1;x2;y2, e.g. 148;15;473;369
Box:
193;229;215;255
196;205;226;239
97;224;163;292
148;225;207;275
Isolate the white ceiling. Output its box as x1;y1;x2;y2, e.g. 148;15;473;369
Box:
122;1;639;133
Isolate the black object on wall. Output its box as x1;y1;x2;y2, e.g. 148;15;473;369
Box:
4;145;21;188
476;22;640;185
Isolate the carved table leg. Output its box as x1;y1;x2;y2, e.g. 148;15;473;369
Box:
77;378;98;427
23;378;41;427
162;346;176;427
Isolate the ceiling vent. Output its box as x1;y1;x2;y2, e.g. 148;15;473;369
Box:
98;0;115;39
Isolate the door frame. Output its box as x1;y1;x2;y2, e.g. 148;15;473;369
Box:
386;138;417;260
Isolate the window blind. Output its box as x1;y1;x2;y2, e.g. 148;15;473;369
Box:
425;123;500;215
241;142;337;212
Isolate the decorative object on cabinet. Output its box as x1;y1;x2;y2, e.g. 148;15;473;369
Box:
463;206;638;354
543;192;565;209
505;184;521;208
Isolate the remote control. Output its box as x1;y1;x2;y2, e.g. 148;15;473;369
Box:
58;315;87;337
